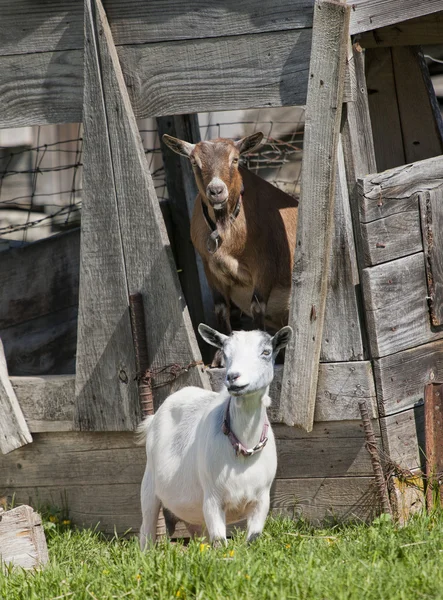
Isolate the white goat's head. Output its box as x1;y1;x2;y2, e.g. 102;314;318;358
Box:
198;325;292;397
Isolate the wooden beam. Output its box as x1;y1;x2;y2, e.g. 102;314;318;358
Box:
280;0;350;432
349;0;443;35
75;0;209;431
0;340;32;454
420;188;443;326
362;253;443;358
0;506;48;569
358;12;443;48
156;114;215;352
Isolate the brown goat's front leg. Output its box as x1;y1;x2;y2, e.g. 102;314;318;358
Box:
250;289;269;331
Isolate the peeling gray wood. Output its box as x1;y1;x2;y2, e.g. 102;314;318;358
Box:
420;188;443;326
208;361;377;424
380;404;425;472
0;340;32;454
349;0;443;35
374;339;443;417
358;12;443;48
0;506;48;569
0;28;311;129
0;0;315;56
360;207;423;267
365;47;405;172
357;155;443;223
281;0;350;431
321;137;364;362
75;0;209;431
362;252;443;358
10;375;75;433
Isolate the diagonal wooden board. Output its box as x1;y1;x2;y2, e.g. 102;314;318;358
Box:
75;0;209;431
0;339;32;454
280;0;350;432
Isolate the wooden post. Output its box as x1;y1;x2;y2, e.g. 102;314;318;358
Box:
156;114;215;349
75;0;210;431
0;339;32;454
424;382;443;510
280;0;350;432
0;505;48;569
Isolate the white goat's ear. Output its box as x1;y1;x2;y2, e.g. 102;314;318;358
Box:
272;326;293;354
235;132;264;155
198;324;228;349
162;134;195;158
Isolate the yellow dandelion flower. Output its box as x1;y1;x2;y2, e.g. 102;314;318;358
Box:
135;573;141;581
245;574;250;579
102;569;110;575
49;515;58;523
229;550;235;557
285;544;291;548
199;543;208;552
62;520;71;525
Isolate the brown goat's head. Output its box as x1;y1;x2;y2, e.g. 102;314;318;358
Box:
163;132;264;226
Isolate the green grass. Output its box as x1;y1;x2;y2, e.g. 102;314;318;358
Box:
1;513;443;600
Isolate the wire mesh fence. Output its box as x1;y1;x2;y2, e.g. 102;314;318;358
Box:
0;108;305;250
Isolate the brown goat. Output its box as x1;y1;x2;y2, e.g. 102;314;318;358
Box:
162;132;298;339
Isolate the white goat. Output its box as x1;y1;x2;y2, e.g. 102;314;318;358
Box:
138;324;292;548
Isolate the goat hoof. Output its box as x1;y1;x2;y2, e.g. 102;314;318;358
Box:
211;538;227;549
247;533;261;544
210;349;225;368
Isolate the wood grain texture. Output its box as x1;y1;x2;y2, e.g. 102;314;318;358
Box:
84;0;209;411
0;0;314;56
10;375;75;433
362;252;443;358
1;305;77;377
0;229;80;330
392;47;443;166
357;155;443;223
349;0;443;35
374;339;443;417
380;404;425;472
321;137;364;362
280;0;350;431
420;189;443;326
358;11;443;48
0;28;311;129
0;340;32;454
365;47;405;172
156;115;215;352
360;207;423;267
0;505;48;569
208;361;377;424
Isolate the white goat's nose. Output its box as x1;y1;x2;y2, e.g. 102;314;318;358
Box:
227;372;241;384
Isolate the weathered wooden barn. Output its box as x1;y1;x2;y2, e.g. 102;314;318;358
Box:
1;0;443;534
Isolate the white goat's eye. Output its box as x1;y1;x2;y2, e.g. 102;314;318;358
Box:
262;349;271;357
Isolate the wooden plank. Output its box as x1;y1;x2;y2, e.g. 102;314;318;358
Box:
82;0;209;414
11;362;377;433
0;340;32;454
365;47;405;172
362;253;443;358
0;28;311;130
0;0;314;56
380;404;425;472
156;115;215;351
349;0;443;35
10;375;75;433
392;47;443;165
374;339;443;417
321;137;364;362
420;188;443;326
0;505;48;569
0;229;80;330
358;155;443;224
209;361;377;424
280;0;350;431
358;12;443;48
1;305;77;377
360;207;423;267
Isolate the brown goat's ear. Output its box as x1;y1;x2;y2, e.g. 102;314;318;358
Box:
162;134;195;158
235;132;264;155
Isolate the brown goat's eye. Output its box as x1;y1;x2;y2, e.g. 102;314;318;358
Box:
232;157;239;164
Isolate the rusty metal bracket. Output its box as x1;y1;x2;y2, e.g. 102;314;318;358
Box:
424;382;443;511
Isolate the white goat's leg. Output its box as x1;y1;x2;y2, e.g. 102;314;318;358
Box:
140;466;161;550
246;493;270;543
203;494;227;546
